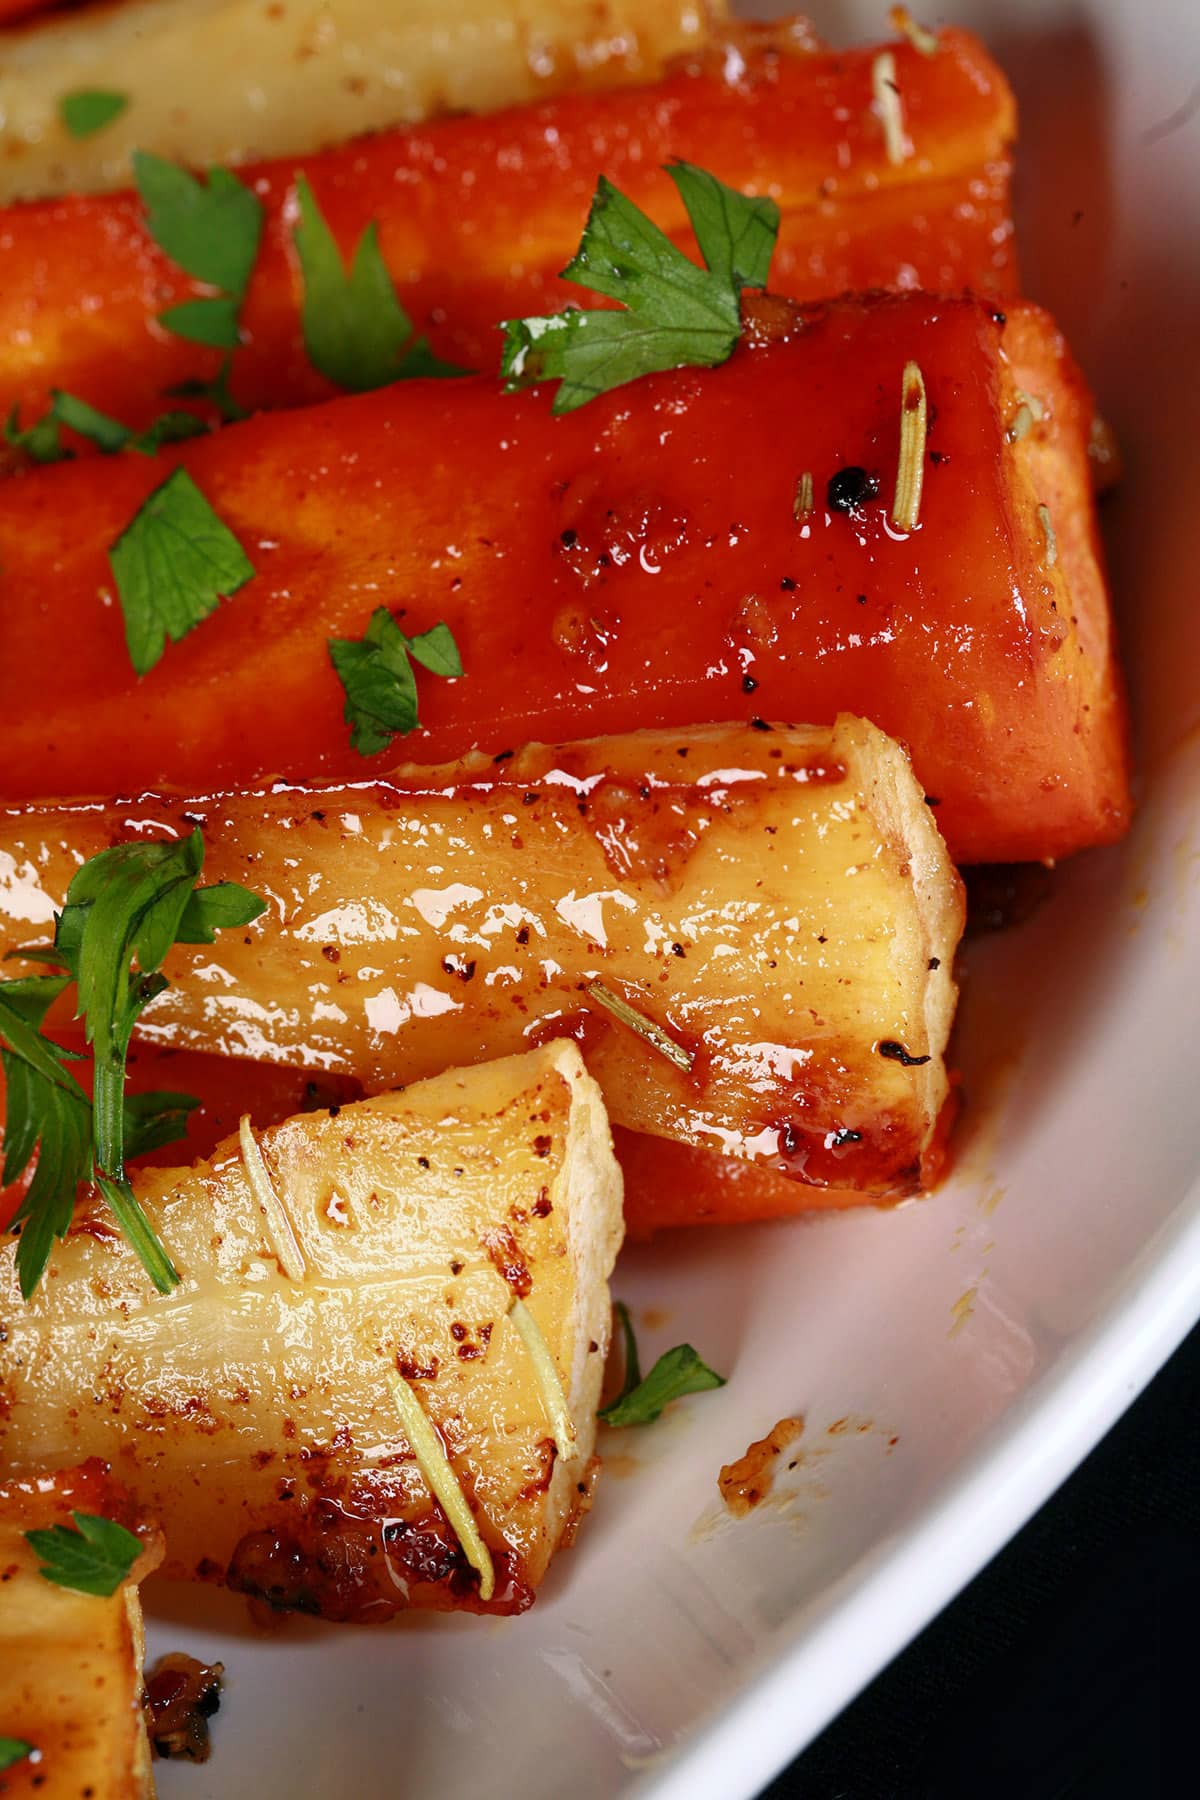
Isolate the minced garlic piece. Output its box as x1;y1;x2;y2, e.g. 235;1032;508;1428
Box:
508;1298;575;1461
386;1369;496;1602
888;8;939;56
1037;504;1058;568
891;360;928;531
239;1115;306;1281
872;51;910;166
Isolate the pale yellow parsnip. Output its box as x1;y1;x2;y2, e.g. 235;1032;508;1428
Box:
0;1044;623;1618
0;719;964;1196
0;1465;160;1798
0;0;723;203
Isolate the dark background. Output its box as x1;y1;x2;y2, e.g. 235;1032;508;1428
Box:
764;1320;1199;1798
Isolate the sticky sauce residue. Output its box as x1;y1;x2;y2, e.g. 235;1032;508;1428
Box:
718;1416;804;1516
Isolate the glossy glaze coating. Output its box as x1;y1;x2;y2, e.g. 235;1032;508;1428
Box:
0;293;1128;860
0;1045;623;1617
0;719;963;1195
0;24;1014;433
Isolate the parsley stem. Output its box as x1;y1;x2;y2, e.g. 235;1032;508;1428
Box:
95;1176;179;1294
92;1058;128;1182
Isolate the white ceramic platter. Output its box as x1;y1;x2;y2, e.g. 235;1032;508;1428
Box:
149;1;1200;1793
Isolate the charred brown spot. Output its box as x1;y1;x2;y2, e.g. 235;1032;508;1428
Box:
877;1039;932;1067
145;1654;223;1763
482;1225;532;1298
227;1505;533;1622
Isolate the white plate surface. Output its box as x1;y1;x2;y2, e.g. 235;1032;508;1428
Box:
149;2;1200;1794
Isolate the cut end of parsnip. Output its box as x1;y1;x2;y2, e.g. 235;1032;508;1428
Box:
0;1462;161;1798
0;1043;624;1619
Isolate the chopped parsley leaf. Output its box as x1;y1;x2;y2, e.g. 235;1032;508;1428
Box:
329;608;463;756
292;175;468;391
133;151;263;300
156;295;243;351
0;978;93;1300
599;1301;725;1426
4;403;65;465
24;1512;142;1598
1;832;264;1297
59;89;129;139
108;467;255;675
4;391;206;466
165;354;249;424
501;160;779;413
132;151;263;362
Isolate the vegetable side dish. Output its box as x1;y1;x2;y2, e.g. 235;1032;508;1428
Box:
0;4;1129;1792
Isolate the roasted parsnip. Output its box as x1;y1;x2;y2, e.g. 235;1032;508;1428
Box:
0;22;1014;430
0;719;963;1198
0;0;717;203
0;293;1128;862
0;1044;623;1618
0;1463;161;1798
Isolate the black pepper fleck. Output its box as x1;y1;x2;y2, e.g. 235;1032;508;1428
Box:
827;466;879;514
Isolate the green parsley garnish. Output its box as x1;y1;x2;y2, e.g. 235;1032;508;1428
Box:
598;1300;725;1427
165;354;250;424
109;467;255;675
132;151;263;350
122;1089;201;1161
156;295;242;351
24;1511;141;1598
58;89;129;139
500;160;779;414
0;1739;35;1772
329;607;463;756
0;978;93;1301
4;404;64;465
0;830;264;1297
53;831;264;1182
4;390;206;466
292;175;468;391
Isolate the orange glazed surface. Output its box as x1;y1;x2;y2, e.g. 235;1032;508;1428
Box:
0;291;1128;862
0;24;1016;433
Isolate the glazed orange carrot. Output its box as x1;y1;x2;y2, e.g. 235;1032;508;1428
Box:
0;291;1128;862
0;23;1016;435
0;1048;938;1237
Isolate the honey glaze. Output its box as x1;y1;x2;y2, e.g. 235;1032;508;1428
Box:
718;1416;805;1516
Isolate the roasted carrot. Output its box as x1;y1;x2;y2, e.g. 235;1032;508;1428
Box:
0;292;1128;862
0;23;1015;435
0;1050;934;1239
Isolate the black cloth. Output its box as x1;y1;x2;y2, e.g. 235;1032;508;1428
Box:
765;1321;1200;1798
